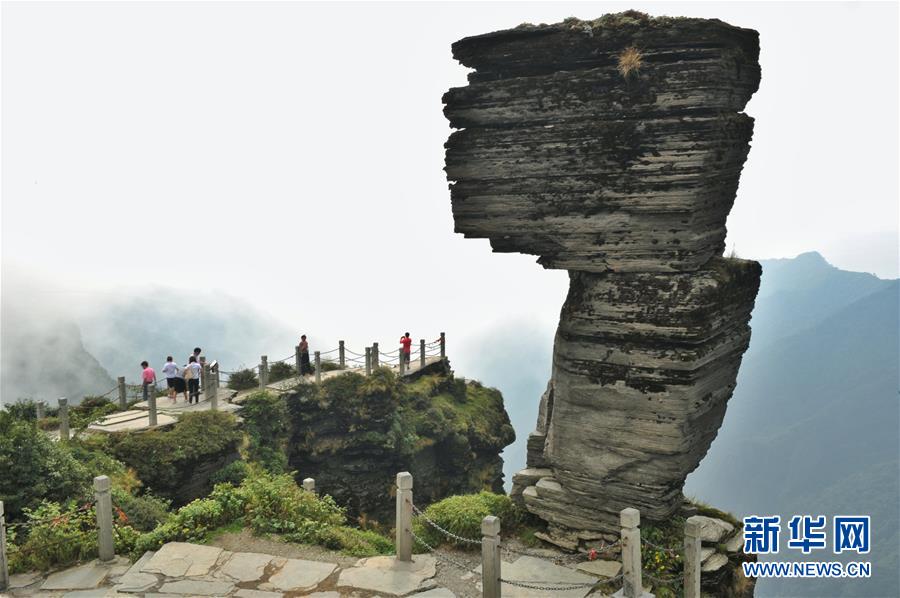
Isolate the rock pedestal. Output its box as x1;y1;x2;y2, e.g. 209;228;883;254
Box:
444;11;762;541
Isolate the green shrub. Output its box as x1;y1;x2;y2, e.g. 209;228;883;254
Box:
319;526;394;556
111;488;171;532
240;471;344;538
0;412;90;518
320;360;343;372
228;368;259;391
268;361;296;383
37;416;59;431
70;397;118;429
413;492;523;550
134;496;232;553
240;392;289;472
4;400;37;421
7;501;100;573
108;411;242;502
211;460;250;486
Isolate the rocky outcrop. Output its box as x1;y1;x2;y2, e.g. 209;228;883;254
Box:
285;364;515;523
444;11;762;542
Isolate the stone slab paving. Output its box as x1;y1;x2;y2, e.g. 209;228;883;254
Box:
336;554;437;596
575;558;621;578
11;541;466;597
42;558;130;591
262;557;337;592
141;542;223;578
476;555;599;598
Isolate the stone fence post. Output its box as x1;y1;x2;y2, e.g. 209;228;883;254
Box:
440;332;446;357
117;376;127;410
1;500;9;592
365;347;372;376
339;341;345;367
481;515;501;598
684;516;703;598
372;342;380;368
36;400;45;420
58;398;70;442
616;507;649;598
399;349;406;376
93;476;115;562
302;478;316;494
395;472;413;562
208;363;218;409
420;339;426;368
148;390;158;427
259;355;269;389
314;351;321;383
295;345;302;374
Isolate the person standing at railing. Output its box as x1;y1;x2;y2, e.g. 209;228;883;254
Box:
141;360;156;404
185;356;202;404
299;334;311;375
161;356;187;403
399;332;413;368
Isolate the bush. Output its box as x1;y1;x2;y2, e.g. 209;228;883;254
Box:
228;368;259;391
70;397;118;429
240;392;289;473
413;492;523;550
108;411;242;502
7;501;100;573
319;526;394;556
111;488;171;532
268;361;296;383
0;412;90;518
4;400;37;421
239;471;344;538
210;460;249;486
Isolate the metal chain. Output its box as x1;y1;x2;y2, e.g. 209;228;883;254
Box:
410;528;480;574
500;575;614;591
500;537;620;563
409;501;482;546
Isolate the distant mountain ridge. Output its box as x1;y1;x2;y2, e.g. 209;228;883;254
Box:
686;252;899;597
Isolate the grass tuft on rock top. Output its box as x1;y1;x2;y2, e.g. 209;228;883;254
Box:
267;361;296;383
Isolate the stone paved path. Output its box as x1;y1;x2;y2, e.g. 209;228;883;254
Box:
5;542;451;597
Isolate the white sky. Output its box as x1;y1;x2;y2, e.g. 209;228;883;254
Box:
2;1;898;362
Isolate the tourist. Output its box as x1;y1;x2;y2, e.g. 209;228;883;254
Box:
191;346;203;392
161;356;184;403
299;335;311;375
186;356;202;404
141;361;156;403
399;332;412;367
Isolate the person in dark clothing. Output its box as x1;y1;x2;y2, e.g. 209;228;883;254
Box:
299;334;311;375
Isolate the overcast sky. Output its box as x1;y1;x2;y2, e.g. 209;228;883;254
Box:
2;1;898;368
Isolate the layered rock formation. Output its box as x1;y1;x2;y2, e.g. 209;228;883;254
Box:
444;11;762;542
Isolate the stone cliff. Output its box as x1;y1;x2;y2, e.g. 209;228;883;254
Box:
444;11;762;545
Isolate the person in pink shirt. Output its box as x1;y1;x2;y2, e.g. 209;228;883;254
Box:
141;360;157;403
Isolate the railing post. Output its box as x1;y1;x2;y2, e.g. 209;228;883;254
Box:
0;500;9;592
259;355;269;388
684;516;702;598
399;348;406;376
93;476;115;562
440;332;446;357
618;507;645;598
295;345;302;374
148;389;158;427
302;478;316;494
36;400;45;420
314;351;321;383
339;341;346;368
58;398;70;442
117;376;127;410
481;515;501;598
199;356;207;394
365;347;372;376
420;339;426;368
395;472;413;562
208;364;218;408
372;342;379;368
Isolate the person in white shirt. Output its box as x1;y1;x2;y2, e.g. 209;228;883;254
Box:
161;356;186;403
186;356;202;404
